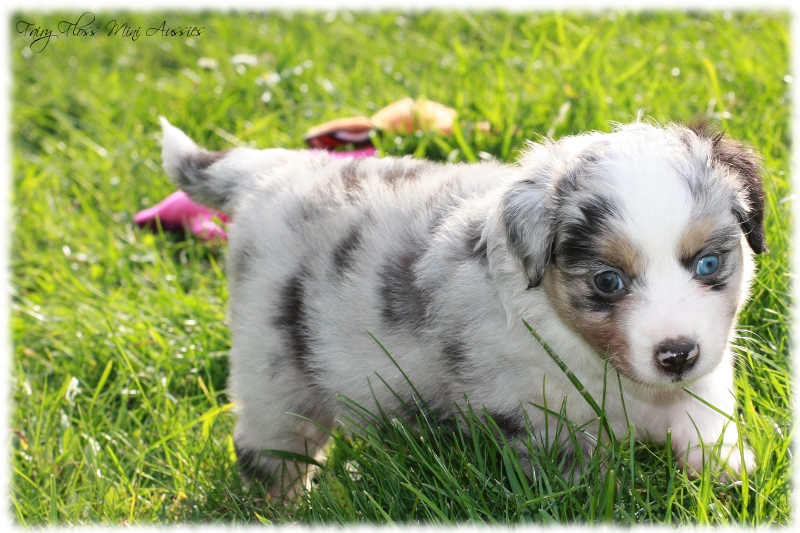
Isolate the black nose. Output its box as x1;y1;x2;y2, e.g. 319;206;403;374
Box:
655;340;699;375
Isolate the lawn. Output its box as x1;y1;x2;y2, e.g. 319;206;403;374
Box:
9;8;792;526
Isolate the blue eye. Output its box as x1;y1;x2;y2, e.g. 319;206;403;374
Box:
594;271;624;293
696;255;719;276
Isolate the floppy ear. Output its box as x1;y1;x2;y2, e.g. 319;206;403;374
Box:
500;177;560;288
711;133;768;254
690;122;768;254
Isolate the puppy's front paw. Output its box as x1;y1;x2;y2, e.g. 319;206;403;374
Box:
678;443;756;481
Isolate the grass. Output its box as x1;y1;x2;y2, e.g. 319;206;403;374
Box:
9;8;792;526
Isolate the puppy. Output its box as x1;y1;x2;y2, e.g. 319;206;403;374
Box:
159;117;765;496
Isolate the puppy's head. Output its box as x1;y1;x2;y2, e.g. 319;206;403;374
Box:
503;121;766;386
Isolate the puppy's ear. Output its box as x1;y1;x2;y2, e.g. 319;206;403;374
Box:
690;122;768;254
500;178;559;288
716;135;768;254
711;133;769;254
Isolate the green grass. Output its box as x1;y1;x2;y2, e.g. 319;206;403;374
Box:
10;9;792;526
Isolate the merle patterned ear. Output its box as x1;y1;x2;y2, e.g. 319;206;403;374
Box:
500;178;559;288
690;121;768;254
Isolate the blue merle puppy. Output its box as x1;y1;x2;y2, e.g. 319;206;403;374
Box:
159;117;765;497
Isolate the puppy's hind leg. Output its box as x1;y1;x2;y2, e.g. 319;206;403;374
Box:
230;354;336;501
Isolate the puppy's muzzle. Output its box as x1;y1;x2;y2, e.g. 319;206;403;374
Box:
655;339;699;375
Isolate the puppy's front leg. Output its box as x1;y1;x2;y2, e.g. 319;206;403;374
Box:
670;367;755;479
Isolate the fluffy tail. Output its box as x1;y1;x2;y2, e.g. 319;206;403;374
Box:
160;117;245;213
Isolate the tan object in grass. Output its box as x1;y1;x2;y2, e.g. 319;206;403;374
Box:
302;98;458;149
370;97;457;135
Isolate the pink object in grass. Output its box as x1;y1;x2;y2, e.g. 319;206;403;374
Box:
134;190;229;241
325;146;377;159
136;147;376;241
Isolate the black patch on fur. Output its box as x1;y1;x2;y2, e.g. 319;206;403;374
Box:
340;159;364;193
380;251;428;330
464;219;489;265
422;182;466;246
689;120;767;254
554;197;620;271
554;170;580;199
195;148;229;169
229;243;258;280
442;339;468;371
554;232;594;271
576;197;619;232
487;411;527;439
332;226;362;276
175;157;232;209
273;272;315;378
503;179;537;255
235;442;276;485
383;160;426;186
